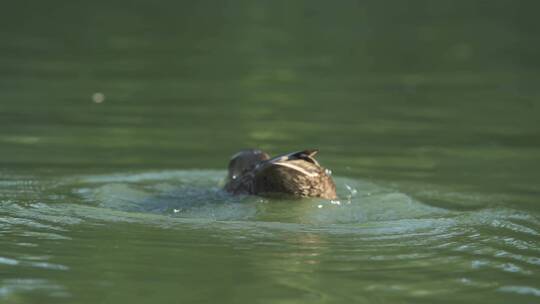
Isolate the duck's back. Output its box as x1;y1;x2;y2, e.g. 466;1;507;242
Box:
253;159;337;199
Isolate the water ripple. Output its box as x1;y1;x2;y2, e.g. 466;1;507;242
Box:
0;170;538;303
499;285;540;297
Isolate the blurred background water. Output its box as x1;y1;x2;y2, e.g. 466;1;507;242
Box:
1;1;539;303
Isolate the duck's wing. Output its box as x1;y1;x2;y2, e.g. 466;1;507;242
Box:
253;149;321;179
266;149;320;166
252;149;337;199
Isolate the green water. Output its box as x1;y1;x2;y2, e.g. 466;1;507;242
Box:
1;1;540;303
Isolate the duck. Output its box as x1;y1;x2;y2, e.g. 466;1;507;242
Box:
224;149;337;200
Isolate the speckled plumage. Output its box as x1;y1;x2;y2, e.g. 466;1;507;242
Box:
224;149;337;200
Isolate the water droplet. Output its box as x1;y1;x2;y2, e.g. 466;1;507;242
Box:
345;184;358;196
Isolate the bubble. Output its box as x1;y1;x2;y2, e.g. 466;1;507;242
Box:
92;92;105;103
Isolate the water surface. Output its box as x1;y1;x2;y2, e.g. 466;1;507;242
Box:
1;1;539;303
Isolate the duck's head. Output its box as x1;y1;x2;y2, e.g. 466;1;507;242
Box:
227;149;270;181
